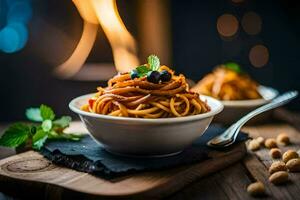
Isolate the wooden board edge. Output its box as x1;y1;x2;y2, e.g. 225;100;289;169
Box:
0;144;247;198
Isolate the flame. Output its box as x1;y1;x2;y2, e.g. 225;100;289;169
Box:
55;0;139;78
91;0;139;72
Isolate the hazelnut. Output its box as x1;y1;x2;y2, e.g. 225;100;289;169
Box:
269;148;282;159
264;138;277;149
247;181;265;197
248;140;260;151
286;158;300;172
269;161;287;174
269;171;289;185
282;150;299;163
256;136;265;146
276;133;290;146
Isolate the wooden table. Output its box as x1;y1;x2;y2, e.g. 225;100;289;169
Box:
0;120;300;199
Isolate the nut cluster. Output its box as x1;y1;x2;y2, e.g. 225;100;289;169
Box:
267;150;299;185
247;132;300;197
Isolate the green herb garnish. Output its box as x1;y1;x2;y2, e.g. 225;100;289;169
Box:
224;62;242;73
0;123;30;148
131;54;160;78
148;55;160;71
0;104;83;150
135;65;150;78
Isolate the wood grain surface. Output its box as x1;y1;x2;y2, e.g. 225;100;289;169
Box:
0;123;300;200
0;143;246;199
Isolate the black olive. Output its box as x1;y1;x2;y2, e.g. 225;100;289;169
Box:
147;71;160;83
130;69;139;79
160;70;172;82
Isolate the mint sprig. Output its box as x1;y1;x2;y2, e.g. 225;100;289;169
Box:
132;54;160;78
136;65;150;77
53;116;72;128
224;62;243;74
40;104;55;120
0;105;83;150
0;123;30;148
25;104;55;122
148;55;160;71
32;129;48;150
26;108;43;122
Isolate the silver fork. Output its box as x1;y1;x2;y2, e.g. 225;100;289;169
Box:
207;91;298;148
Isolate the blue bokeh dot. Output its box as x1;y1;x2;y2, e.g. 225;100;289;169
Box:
8;22;28;49
0;26;20;53
0;0;31;53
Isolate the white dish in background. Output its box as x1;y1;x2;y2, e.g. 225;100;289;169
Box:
69;94;223;157
214;85;279;124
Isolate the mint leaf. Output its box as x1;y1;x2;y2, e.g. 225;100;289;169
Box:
33;130;47;144
136;65;151;77
53;116;72;128
40;104;55;120
48;130;83;141
148;55;160;71
224;62;242;73
0;104;82;150
42;120;52;132
26;108;43;122
61;133;84;141
48;130;59;139
32;130;48;150
0;123;30;147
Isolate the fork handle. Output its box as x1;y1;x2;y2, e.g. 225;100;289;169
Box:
234;91;298;130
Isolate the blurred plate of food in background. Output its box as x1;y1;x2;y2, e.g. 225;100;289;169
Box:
191;63;279;124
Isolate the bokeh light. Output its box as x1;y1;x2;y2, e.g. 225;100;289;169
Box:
0;0;31;53
249;44;269;68
8;22;28;49
217;14;239;37
0;26;20;53
241;12;262;35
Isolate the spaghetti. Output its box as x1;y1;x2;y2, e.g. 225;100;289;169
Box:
81;66;210;118
192;65;262;100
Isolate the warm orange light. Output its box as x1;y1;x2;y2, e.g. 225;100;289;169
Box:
217;14;239;37
73;0;99;24
249;44;269;68
55;0;139;78
91;0;139;72
241;12;262;35
55;21;98;78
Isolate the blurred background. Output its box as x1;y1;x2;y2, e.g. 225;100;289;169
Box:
0;0;299;121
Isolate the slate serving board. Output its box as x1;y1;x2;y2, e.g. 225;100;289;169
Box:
39;125;247;179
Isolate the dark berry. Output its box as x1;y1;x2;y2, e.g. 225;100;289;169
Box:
147;71;160;83
130;69;139;79
160;70;171;82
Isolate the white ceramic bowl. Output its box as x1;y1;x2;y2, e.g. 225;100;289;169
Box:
69;94;223;157
214;86;279;124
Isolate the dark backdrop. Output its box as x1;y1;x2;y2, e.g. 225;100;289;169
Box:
0;0;299;121
172;0;300;110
